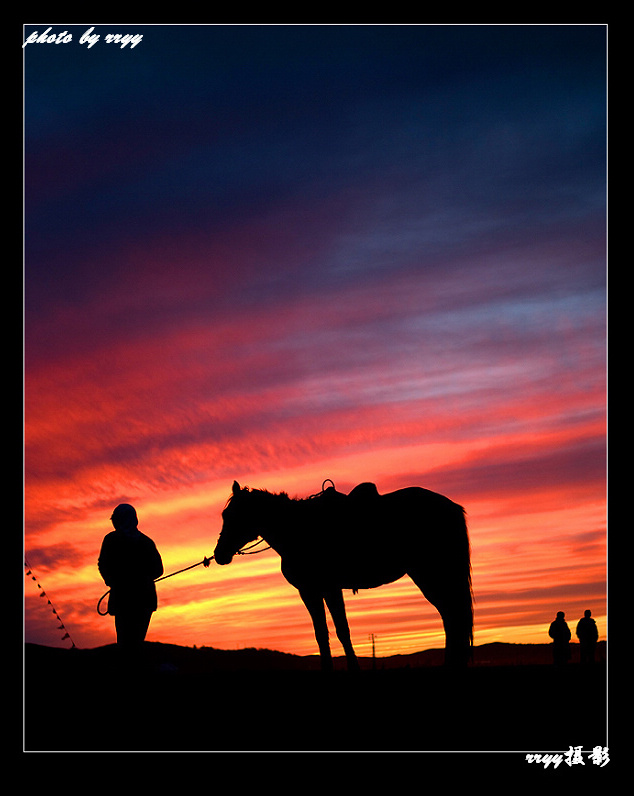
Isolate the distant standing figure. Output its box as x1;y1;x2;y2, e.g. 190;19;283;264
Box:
98;504;164;651
548;611;571;665
576;609;599;664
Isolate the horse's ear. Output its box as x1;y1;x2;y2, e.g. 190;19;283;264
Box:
232;480;241;495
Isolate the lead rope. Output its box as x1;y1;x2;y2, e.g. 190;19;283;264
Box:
97;538;270;615
97;477;333;616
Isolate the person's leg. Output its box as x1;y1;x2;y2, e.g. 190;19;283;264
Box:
114;610;153;671
115;609;152;645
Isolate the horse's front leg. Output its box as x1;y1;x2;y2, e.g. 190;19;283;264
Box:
324;589;360;672
299;589;332;671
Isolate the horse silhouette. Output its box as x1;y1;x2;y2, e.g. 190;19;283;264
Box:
214;480;473;669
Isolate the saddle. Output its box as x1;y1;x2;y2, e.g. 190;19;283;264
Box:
319;482;384;592
347;482;380;502
318;481;382;531
319;480;380;504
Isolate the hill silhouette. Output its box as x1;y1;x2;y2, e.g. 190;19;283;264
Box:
24;641;607;753
25;638;606;674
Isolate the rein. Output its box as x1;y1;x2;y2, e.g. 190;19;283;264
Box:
96;537;270;616
97;479;335;616
235;538;272;555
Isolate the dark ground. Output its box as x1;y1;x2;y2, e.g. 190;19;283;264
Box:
24;641;607;755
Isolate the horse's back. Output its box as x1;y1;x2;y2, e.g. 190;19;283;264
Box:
283;483;467;591
375;486;469;579
383;485;463;508
328;485;465;590
322;484;465;544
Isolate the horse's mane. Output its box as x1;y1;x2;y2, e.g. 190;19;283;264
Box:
226;486;294;507
228;485;325;506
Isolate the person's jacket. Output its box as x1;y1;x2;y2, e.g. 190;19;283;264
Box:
98;530;163;615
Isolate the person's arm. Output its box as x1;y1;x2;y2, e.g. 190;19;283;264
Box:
98;536;114;586
149;541;164;580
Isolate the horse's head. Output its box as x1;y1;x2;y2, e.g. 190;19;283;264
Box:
214;481;262;565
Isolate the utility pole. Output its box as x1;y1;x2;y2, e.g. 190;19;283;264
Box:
369;633;376;670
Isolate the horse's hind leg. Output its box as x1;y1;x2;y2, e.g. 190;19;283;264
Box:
408;570;471;667
324;589;360;672
299;588;333;671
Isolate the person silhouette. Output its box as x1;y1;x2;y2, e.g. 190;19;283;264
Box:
548;611;571;665
576;609;599;664
98;504;164;656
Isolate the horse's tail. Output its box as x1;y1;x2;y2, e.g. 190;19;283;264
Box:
444;502;474;664
457;505;474;651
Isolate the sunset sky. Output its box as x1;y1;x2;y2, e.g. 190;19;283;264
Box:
24;24;607;658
